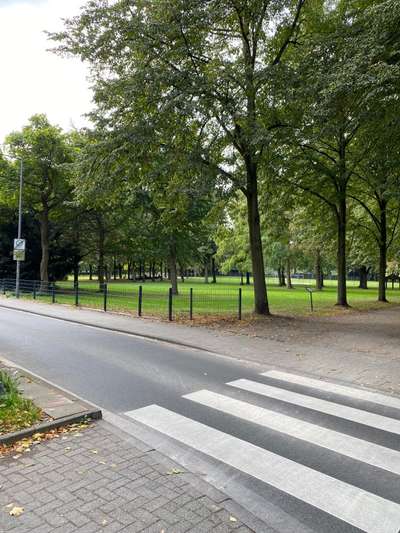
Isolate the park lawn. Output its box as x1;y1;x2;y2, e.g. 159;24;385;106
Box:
0;370;42;436
19;276;400;318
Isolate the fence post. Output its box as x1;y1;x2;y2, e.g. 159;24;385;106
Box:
103;283;108;312
75;281;79;307
168;288;173;321
33;281;36;300
51;283;56;303
2;279;5;295
189;288;193;320
238;288;242;320
306;287;314;312
138;285;142;317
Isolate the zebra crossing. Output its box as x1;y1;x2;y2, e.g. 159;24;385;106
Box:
125;370;400;533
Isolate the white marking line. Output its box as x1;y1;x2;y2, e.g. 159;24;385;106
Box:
184;390;400;476
262;370;400;411
228;379;400;436
126;405;400;533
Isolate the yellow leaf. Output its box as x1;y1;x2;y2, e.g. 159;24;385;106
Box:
229;516;237;523
166;468;184;475
9;506;24;517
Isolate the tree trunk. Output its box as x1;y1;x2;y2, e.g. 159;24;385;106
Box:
113;258;117;280
315;249;323;290
39;208;49;285
278;266;286;287
211;257;216;283
359;265;368;290
246;271;251;285
97;219;105;290
240;272;244;286
336;196;348;307
378;203;388;302
89;264;93;281
168;241;178;295
286;258;293;289
73;264;79;286
204;261;209;284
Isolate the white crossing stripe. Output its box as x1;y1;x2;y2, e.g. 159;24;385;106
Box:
228;379;400;435
262;370;400;411
126;404;400;533
184;389;400;475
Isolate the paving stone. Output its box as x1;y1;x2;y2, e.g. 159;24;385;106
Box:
0;421;254;533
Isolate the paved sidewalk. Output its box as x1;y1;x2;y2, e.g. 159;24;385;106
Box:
1;297;399;395
0;421;260;533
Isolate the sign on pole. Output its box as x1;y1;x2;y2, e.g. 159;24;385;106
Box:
13;250;25;261
13;238;26;261
14;238;26;251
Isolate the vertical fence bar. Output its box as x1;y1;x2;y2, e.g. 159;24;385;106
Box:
75;281;79;307
189;288;193;320
138;285;142;317
2;279;5;295
310;291;314;312
238;288;242;320
51;283;55;303
33;281;36;300
168;288;173;321
103;283;108;312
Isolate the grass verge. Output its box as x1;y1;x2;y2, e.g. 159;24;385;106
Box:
0;370;42;436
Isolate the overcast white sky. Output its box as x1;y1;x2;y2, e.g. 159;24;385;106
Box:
0;0;92;143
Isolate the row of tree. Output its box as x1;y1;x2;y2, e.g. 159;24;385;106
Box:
0;0;399;314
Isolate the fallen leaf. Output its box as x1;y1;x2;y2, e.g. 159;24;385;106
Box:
90;449;98;454
166;468;184;475
229;516;237;523
9;506;24;517
12;455;21;460
102;519;108;526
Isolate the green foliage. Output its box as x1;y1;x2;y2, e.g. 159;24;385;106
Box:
0;370;41;435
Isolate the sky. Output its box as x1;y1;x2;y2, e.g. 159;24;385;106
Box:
0;0;92;143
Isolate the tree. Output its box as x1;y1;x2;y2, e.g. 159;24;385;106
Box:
4;115;73;285
51;0;307;314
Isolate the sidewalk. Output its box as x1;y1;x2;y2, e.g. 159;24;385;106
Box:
0;420;260;533
0;297;399;395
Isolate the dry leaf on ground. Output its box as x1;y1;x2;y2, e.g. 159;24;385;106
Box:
9;506;24;517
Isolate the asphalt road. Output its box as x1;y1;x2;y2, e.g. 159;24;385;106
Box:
1;306;400;533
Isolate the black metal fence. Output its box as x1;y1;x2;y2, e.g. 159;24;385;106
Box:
0;279;245;321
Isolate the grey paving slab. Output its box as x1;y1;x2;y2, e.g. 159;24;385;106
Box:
0;421;258;533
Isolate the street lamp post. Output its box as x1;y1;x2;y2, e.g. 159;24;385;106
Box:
15;159;23;298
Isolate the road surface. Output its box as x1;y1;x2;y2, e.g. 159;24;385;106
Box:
1;306;400;533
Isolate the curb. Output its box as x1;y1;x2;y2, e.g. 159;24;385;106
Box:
0;301;219;355
0;409;102;446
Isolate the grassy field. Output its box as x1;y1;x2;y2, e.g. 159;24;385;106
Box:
13;275;400;318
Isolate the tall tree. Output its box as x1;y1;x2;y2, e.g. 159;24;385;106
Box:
4;115;73;284
52;0;306;314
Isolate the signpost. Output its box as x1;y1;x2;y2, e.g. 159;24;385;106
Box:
14;160;24;298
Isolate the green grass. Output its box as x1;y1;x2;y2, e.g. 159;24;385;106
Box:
13;275;400;318
0;370;42;435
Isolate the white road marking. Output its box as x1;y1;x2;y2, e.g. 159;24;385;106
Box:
262;370;400;411
184;389;400;475
228;379;400;435
126;404;400;533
